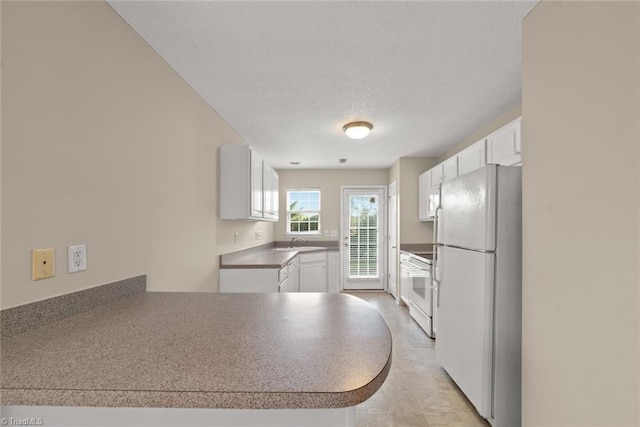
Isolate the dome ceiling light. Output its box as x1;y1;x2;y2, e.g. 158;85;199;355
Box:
342;121;373;140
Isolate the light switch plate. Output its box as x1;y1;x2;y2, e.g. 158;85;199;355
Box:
330;229;338;237
32;248;55;280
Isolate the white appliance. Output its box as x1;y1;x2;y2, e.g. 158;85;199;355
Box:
399;252;434;338
433;165;522;427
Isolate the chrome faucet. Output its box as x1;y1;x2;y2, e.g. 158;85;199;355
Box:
290;237;308;248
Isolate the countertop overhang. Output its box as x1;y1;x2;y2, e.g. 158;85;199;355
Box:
1;292;392;410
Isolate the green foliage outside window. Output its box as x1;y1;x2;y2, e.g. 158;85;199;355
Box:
287;190;321;234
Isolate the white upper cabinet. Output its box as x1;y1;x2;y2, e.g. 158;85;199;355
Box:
487;117;522;166
418;170;432;221
417;117;522;223
262;163;279;221
418;168;441;222
442;156;458;182
430;163;444;186
220;145;279;222
250;149;264;218
457;139;487;176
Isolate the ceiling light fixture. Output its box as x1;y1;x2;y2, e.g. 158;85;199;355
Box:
342;121;373;140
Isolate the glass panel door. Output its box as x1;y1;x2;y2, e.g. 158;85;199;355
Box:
342;188;385;290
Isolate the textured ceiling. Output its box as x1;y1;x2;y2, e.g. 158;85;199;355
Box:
107;1;537;169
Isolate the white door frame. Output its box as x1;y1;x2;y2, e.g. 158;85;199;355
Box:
388;181;398;300
340;185;387;291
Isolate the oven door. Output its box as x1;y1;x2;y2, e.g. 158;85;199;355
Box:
407;268;432;317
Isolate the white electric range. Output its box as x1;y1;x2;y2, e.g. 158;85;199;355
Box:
399;251;434;338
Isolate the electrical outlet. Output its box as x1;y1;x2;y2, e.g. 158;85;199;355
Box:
255;231;263;240
32;248;55;280
330;229;338;237
323;230;329;237
234;232;240;244
68;245;87;273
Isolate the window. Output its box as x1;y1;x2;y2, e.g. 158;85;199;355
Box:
287;190;321;235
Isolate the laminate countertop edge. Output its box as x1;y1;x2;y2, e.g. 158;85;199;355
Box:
220;246;339;269
1;292;392;410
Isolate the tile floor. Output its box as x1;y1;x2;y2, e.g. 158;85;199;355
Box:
347;291;489;427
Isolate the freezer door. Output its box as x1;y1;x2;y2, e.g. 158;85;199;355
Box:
440;165;497;251
435;246;494;419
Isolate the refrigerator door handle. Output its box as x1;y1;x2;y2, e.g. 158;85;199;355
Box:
433;245;441;307
433;245;441;282
433;206;442;245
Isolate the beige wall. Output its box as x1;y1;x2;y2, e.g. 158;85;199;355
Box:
522;1;639;425
397;157;438;244
1;1;274;309
388;159;400;188
275;169;389;240
437;104;522;163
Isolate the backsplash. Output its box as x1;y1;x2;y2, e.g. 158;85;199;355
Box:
1;275;146;339
400;243;435;254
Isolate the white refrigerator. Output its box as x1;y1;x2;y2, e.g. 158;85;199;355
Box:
434;164;522;427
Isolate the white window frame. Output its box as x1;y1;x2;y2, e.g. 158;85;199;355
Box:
286;189;322;236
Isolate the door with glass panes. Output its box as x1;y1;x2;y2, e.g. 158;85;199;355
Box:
341;187;385;290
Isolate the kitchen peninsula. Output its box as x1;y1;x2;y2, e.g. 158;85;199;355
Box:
0;279;392;427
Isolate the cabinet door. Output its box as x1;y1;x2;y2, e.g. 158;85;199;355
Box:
219;268;278;292
487;118;522;166
327;252;340;292
290;258;300;292
418;171;432;221
300;259;327;292
250;150;264;218
442;157;458;182
262;164;279;221
400;263;411;306
430;163;444;187
458;139;487;176
278;276;292;292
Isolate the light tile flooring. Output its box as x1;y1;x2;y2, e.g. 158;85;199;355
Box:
347;291;489;427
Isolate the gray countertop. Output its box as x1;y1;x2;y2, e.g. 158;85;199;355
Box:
1;292;392;409
220;245;337;269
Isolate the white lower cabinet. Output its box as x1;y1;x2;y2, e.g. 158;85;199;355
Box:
220;251;333;293
400;265;411;306
289;256;300;292
219;268;279;293
299;252;327;292
327;251;340;292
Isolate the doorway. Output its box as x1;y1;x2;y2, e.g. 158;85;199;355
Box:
341;187;386;290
